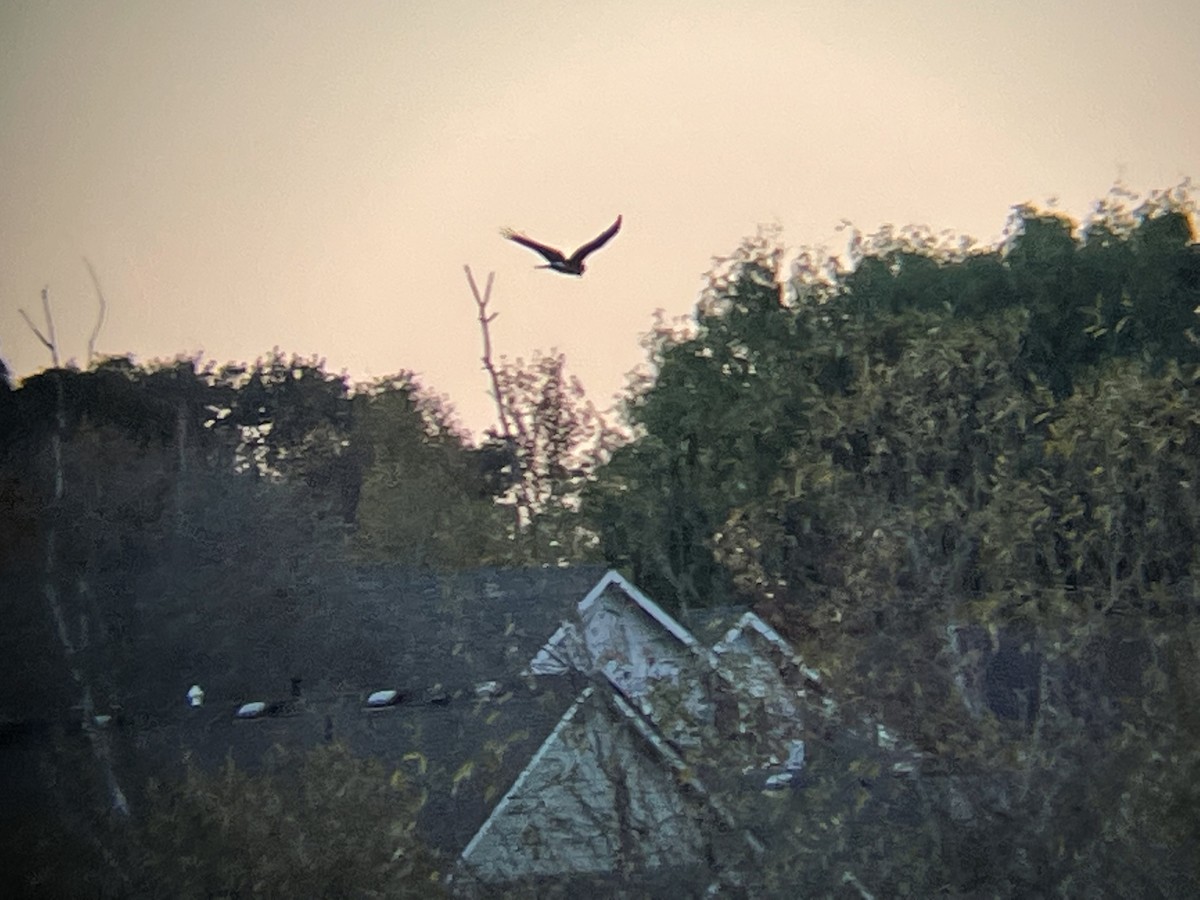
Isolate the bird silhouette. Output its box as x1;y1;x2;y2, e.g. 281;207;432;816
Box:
500;215;622;276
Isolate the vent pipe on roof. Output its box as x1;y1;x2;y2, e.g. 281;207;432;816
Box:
236;701;266;719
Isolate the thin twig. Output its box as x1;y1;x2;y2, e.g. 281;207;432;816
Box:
18;308;53;351
20;287;60;367
84;258;108;367
43;287;60;367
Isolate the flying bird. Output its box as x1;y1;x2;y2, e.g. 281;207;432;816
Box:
500;215;622;276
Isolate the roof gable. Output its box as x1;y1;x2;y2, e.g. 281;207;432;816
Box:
458;682;738;886
462;571;824;885
577;570;699;649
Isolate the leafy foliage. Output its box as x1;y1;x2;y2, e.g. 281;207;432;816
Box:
136;743;442;898
583;183;1200;895
4;181;1198;897
351;373;507;567
489;350;617;563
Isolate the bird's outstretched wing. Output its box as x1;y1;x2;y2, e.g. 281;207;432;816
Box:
567;215;623;266
499;227;567;265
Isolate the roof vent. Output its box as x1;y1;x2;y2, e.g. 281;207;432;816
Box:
763;772;794;791
236;701;266;719
474;680;501;698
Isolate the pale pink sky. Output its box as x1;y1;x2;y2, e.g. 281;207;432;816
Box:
2;1;1197;437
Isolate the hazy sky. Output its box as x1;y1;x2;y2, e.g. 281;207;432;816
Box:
2;1;1197;436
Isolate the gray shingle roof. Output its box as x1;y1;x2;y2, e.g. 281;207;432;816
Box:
122;565;610;854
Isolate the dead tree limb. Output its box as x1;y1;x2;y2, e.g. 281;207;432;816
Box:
19;287;60;367
463;265;514;440
19;289;132;827
464;265;535;546
84;258;108;366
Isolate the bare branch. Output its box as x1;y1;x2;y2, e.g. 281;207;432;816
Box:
464;265;513;441
84;258;108;366
18;308;53;351
43;286;59;367
465;264;534;548
19;286;60;367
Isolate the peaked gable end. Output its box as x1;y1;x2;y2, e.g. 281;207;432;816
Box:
458;687;707;883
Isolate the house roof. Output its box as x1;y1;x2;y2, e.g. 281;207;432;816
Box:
458;571;830;888
577;570;699;649
678;604;756;647
121;565;609;855
114;564;927;891
461;567;930;876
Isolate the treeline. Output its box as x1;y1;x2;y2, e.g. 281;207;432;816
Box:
582;183;1200;895
592;185;1200;614
0;345;608;893
2;182;1199;895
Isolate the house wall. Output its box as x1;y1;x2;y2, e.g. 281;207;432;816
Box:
580;586;692;699
459;692;705;882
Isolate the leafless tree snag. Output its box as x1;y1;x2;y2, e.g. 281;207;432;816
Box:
18;284;132;833
463;265;513;441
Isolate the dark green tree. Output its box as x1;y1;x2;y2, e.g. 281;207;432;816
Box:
585;184;1199;895
351;373;506;566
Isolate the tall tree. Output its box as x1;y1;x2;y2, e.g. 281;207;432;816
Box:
351;373;504;567
490;350;614;563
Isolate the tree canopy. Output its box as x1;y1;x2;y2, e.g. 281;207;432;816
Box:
3;182;1198;896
